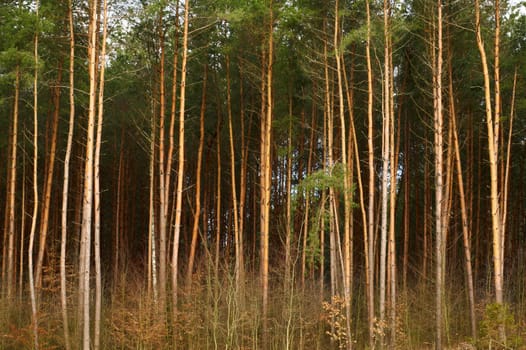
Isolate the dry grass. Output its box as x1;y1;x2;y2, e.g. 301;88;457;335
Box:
2;264;526;349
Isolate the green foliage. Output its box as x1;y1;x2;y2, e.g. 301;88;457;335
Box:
299;163;348;194
297;163;357;267
305;206;324;267
476;303;523;349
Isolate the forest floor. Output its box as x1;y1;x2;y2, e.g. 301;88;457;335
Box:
1;267;526;349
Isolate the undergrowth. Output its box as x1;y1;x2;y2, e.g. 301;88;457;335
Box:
1;266;525;349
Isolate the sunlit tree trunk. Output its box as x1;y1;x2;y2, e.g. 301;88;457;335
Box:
388;76;398;345
379;1;392;344
19;148;26;301
94;0;108;347
342;56;355;303
475;0;507;342
226;56;244;290
35;64;62;291
148;102;158;303
433;1;445;347
448;52;476;339
238;64;248;291
344;51;371;350
172;0;190;322
187;65;207;285
333;1;352;346
60;2;75;346
323;20;337;302
6;66;20;300
165;0;179;278
365;0;375;345
475;0;504;316
502;68;517;265
79;0;99;346
157;8;168;312
215;108;222;277
261;1;273;337
28;2;41;346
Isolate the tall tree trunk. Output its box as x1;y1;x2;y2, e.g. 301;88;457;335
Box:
261;0;273;337
379;1;392;344
342;52;356;306
402;115;410;293
226;56;243;290
433;1;445;347
80;0;99;346
6;66;20;300
148;103;158;303
238;63;248;291
365;0;375;345
333;1;352;346
60;1;75;346
172;0;190;322
448;54;477;339
35;64;62;291
215;107;222;277
501;68;517;267
165;0;180;274
474;0;505;325
284;93;293;290
323;20;337;302
157;9;168;313
301;102;316;287
187;65;207;285
93;1;108;347
29;2;41;345
388;74;398;345
19;146;26;300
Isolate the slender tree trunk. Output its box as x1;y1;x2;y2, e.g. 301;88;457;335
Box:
162;2;180;312
93;1;108;347
448;56;477;339
157;9;168;312
172;0;190;321
261;0;273;337
165;0;180;270
226;56;243;290
433;1;445;347
501;68;517;264
333;2;352;346
302;103;316;287
60;2;75;346
284;93;293;290
388;74;398;345
29;3;41;345
474;0;505;319
6;66;20;300
379;2;392;344
323;21;337;303
344;53;372;350
187;65;207;285
403;115;410;293
342;53;356;305
148;103;158;303
35;63;62;291
238;64;248;291
215;108;222;277
365;0;375;345
19;147;26;301
80;0;99;346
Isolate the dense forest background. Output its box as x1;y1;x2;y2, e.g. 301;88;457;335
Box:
1;0;526;348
